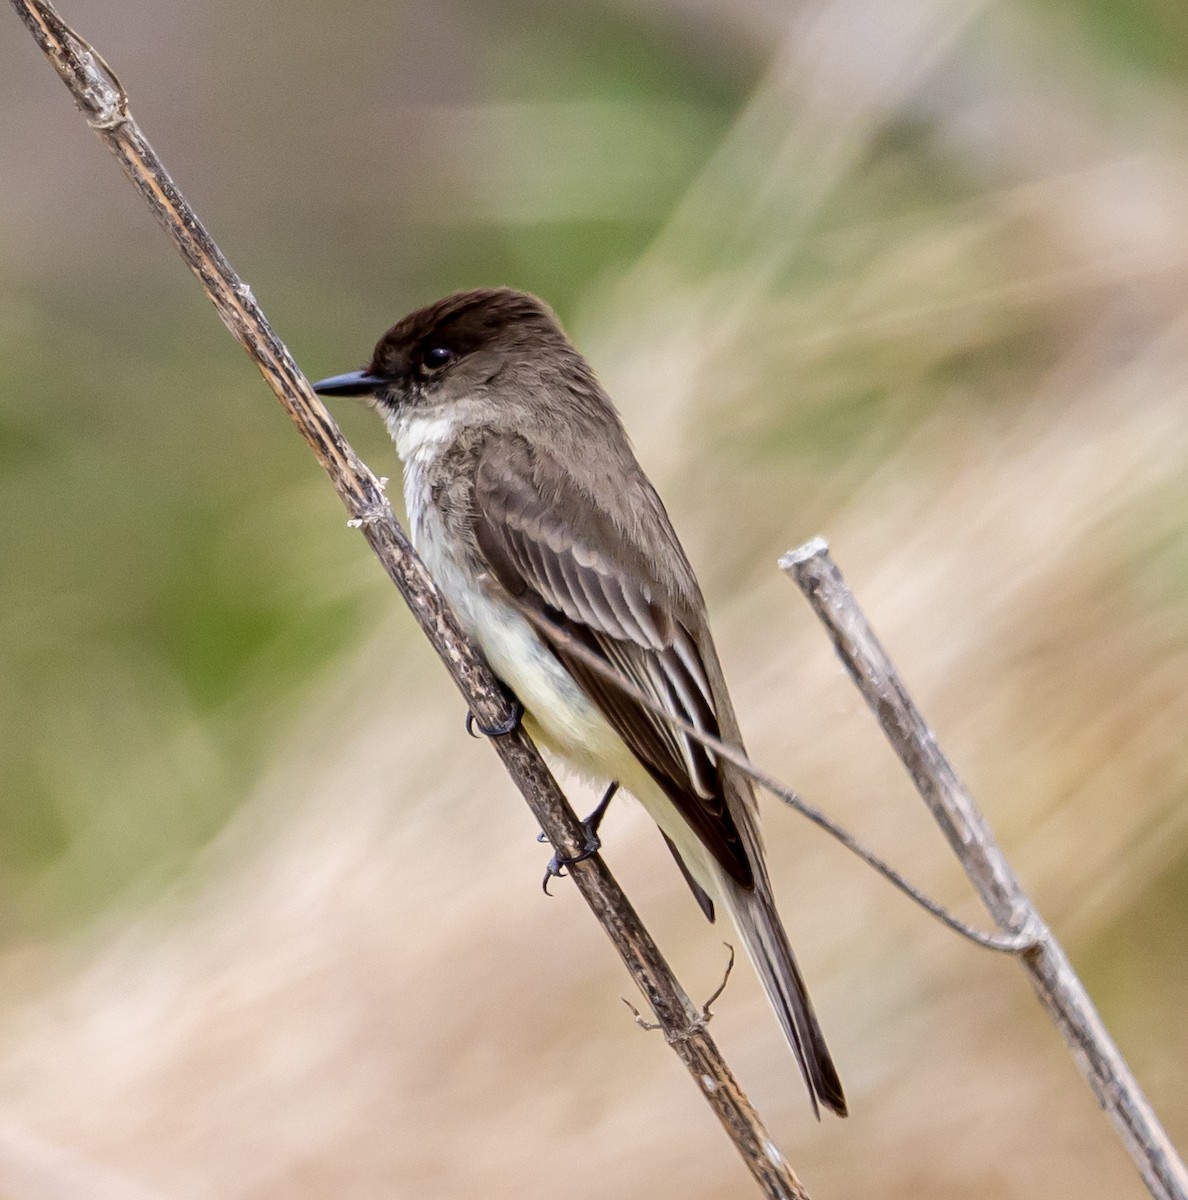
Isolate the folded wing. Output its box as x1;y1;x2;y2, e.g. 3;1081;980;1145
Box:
472;435;753;889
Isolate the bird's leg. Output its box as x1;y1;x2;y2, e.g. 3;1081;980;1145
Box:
541;782;619;894
464;696;524;738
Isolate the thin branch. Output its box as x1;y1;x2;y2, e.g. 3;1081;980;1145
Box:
9;3;813;1196
781;537;1188;1200
514;601;1033;952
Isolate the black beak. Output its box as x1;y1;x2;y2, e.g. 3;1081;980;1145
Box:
311;369;387;397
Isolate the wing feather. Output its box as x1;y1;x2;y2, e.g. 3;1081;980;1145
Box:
472;436;752;887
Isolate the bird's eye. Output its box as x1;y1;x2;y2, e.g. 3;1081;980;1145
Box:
422;346;455;369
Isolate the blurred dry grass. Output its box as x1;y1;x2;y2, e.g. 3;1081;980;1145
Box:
1;0;1186;1197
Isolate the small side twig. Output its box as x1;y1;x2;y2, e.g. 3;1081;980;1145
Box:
9;3;814;1196
625;944;737;1039
781;536;1188;1200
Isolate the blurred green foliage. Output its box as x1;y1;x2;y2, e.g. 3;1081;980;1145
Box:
1056;0;1188;79
0;0;754;934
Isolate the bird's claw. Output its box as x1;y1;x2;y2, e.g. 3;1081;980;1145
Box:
465;699;524;739
541;829;603;895
538;782;618;894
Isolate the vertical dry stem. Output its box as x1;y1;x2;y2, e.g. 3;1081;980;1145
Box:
782;537;1188;1200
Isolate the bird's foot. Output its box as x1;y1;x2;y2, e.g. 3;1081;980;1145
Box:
541;830;602;894
540;782;619;894
464;698;524;739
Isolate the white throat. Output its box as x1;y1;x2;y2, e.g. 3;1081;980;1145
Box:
388;409;459;465
387;407;461;546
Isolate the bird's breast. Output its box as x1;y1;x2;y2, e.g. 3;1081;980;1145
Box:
400;459;622;775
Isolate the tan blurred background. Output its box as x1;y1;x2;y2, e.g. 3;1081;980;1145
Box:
2;0;1186;1196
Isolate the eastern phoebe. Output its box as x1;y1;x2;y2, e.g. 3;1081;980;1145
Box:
313;288;846;1117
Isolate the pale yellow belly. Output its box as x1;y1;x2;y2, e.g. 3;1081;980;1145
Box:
414;495;725;903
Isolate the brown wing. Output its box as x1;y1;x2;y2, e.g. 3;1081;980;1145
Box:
473;436;753;889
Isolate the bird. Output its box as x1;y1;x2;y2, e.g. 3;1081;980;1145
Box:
313;287;846;1117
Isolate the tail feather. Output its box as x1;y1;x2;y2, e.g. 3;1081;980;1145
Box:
726;881;847;1118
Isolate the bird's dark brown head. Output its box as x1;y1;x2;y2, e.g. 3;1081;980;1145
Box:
312;288;595;419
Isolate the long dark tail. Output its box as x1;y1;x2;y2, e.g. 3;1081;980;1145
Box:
726;878;847;1118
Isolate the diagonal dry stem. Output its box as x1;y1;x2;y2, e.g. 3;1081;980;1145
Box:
8;1;815;1195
